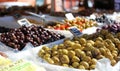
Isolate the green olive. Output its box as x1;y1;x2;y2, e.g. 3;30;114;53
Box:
74;41;79;44
64;40;75;47
46;58;54;64
96;55;104;59
75;49;86;58
52;56;60;64
91;58;97;65
52;51;58;56
52;45;58;51
69;66;73;68
79;38;86;46
80;61;89;69
112;50;118;55
90;65;96;69
74;44;82;49
38;49;45;57
82;56;91;63
111;59;116;66
112;53;117;59
61;55;70;64
42;46;50;51
58;44;65;49
62;49;68;55
99;48;106;55
96;37;103;42
62;64;69;67
72;62;79;68
87;40;95;45
72;56;80;62
44;53;51;58
105;51;113;60
58;49;62;55
86;51;92;57
78;65;85;69
68;50;75;58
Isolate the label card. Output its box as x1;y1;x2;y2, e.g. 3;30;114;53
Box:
65;13;75;20
68;26;82;36
17;18;32;27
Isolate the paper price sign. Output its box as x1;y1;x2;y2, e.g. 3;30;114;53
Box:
65;13;75;20
17;18;32;27
68;26;82;36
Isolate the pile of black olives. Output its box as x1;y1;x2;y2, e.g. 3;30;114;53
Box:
0;25;65;50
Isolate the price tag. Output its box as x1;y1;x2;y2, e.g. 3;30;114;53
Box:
65;13;75;20
17;18;32;27
68;26;82;37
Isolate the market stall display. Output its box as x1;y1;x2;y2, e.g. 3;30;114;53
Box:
0;25;65;50
1;1;120;70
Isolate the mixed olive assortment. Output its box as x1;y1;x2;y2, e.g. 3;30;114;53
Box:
93;14;114;24
47;17;97;31
38;29;120;70
100;23;120;33
0;25;65;50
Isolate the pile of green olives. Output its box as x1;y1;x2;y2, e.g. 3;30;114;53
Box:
38;29;120;70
